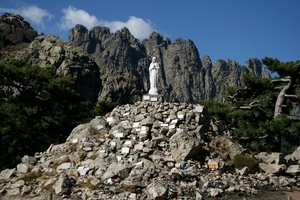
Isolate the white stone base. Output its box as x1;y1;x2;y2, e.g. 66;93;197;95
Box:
148;88;158;95
143;94;163;102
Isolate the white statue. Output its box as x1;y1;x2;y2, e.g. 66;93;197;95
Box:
148;57;159;94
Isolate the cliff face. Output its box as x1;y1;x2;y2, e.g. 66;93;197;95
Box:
68;24;271;103
1;13;271;104
0;13;37;47
0;13;38;61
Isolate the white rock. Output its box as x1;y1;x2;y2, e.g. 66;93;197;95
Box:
0;168;15;179
17;163;30;173
60;162;71;169
122;147;130;154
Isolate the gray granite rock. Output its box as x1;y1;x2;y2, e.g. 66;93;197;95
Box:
0;168;15;179
0;101;299;200
169;129;203;162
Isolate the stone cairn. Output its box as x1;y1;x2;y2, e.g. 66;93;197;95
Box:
1;101;300;200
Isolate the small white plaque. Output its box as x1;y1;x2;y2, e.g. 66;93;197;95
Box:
106;117;114;122
110;141;116;147
124;140;132;145
72;138;79;144
115;133;124;138
116;156;122;161
150;97;158;101
171;119;178;124
143;95;150;100
132;122;139;128
107;178;113;184
134;161;143;166
177;114;184;119
122;147;130;154
169;124;176;129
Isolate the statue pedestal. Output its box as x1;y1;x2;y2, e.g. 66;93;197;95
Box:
148;88;158;95
143;93;164;102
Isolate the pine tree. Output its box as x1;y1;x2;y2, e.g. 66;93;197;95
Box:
0;58;94;170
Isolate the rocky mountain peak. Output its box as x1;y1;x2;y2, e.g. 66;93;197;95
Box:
115;27;132;38
1;13;271;104
0;13;37;47
90;26;111;37
1;13;299;199
68;24;89;46
245;57;270;77
145;31;165;45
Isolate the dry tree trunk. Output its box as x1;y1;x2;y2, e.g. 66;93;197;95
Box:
273;77;296;118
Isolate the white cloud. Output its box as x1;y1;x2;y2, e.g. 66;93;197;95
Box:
0;6;53;28
60;6;101;31
60;6;155;40
1;5;155;40
103;16;155;39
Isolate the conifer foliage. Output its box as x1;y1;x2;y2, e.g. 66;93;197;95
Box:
200;57;300;154
0;58;94;170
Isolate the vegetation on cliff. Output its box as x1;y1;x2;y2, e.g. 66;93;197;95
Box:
0;56;299;171
0;57;118;170
200;57;300;154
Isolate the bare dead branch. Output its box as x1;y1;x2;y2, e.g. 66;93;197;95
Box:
232;100;259;110
249;100;259;106
287;115;300;121
234;134;268;140
232;106;252;109
284;94;297;98
274;86;285;90
271;77;291;83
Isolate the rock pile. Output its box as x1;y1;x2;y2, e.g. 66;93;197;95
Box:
1;101;300;200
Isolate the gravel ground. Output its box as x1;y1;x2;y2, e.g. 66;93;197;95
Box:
204;187;300;200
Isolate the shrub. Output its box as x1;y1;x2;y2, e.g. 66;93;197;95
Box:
123;185;136;192
233;154;258;170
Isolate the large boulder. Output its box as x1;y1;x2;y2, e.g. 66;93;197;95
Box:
169;129;203;162
0;13;37;47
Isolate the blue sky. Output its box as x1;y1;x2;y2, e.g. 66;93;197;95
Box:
1;0;299;65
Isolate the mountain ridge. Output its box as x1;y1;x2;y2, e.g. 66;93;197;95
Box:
2;13;300;200
0;13;271;104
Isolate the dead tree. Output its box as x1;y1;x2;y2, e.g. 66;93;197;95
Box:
272;76;296;118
